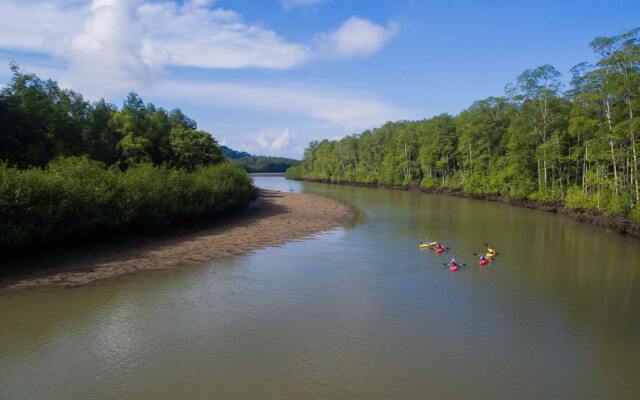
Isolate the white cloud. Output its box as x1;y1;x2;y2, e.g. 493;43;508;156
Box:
0;0;311;95
66;0;153;96
253;129;292;152
137;1;310;69
0;1;408;155
316;17;398;58
232;128;296;156
256;132;270;148
270;129;291;151
0;2;399;97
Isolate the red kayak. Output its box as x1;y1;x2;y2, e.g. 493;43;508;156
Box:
435;246;445;254
449;263;460;271
479;258;489;266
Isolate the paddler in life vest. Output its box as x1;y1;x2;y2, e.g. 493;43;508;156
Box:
486;245;496;257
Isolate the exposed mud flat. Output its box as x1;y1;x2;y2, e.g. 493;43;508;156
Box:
1;190;353;291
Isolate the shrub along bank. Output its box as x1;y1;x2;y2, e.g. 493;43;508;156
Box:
1;157;257;251
0;66;258;255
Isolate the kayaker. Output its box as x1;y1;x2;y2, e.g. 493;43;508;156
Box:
487;245;496;255
435;244;445;253
450;258;458;267
479;254;488;262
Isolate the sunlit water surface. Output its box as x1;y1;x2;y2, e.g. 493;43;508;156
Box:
1;176;639;399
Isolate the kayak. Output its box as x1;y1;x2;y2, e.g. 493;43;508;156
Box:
419;242;438;249
479;258;489;266
449;263;460;272
435;247;445;254
486;252;496;259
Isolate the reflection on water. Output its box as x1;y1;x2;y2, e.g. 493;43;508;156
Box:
252;174;302;193
1;177;639;399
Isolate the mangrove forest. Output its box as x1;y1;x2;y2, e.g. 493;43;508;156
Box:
0;65;257;252
287;28;640;225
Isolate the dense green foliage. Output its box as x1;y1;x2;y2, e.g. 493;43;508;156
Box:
233;155;299;173
221;145;299;172
0;66;258;251
0;157;256;250
287;28;640;223
1;64;223;170
221;146;251;160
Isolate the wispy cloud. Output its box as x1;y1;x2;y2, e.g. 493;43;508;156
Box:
137;1;310;69
0;1;397;78
0;0;406;156
0;0;311;95
270;129;292;151
316;17;399;58
253;129;292;152
155;79;406;130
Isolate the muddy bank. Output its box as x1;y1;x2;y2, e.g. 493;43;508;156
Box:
294;178;640;238
1;190;353;291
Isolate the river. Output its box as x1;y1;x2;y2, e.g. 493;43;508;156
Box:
1;175;639;399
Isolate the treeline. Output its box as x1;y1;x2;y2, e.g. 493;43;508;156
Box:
0;66;257;252
1;64;223;170
234;156;299;173
221;146;299;173
287;28;640;223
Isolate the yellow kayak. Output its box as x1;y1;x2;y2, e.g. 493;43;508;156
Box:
419;242;438;249
486;249;497;259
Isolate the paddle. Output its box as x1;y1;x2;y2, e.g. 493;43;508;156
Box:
442;263;466;267
484;243;498;251
477;242;500;255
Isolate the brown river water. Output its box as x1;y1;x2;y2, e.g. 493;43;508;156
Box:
1;176;639;399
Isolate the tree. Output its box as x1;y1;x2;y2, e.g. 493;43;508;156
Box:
508;64;563;194
168;127;223;171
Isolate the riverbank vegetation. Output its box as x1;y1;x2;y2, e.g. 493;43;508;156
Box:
234;156;299;173
0;65;257;252
287;28;640;225
221;146;299;173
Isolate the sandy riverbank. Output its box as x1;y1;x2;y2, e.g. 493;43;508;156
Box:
1;190;353;291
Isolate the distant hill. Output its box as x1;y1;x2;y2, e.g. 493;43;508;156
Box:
221;146;299;173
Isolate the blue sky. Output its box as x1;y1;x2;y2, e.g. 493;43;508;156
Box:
1;0;639;158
